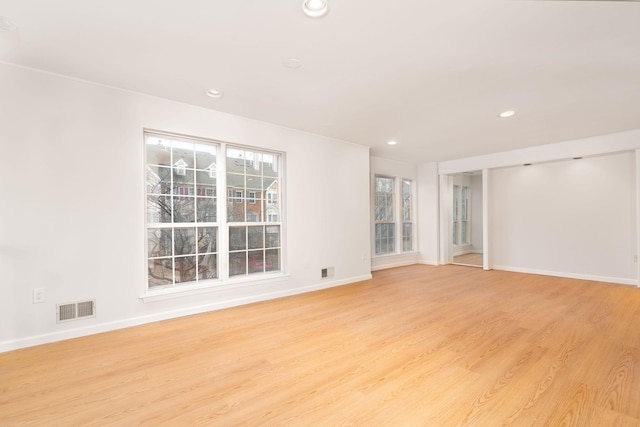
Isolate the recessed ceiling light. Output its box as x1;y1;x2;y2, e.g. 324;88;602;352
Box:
283;58;302;69
499;110;515;118
0;16;18;31
205;89;224;99
302;0;329;18
387;140;397;145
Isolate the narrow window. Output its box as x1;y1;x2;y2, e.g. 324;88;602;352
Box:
374;176;395;255
402;179;413;252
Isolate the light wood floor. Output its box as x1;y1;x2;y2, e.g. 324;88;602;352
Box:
453;253;483;267
2;265;640;426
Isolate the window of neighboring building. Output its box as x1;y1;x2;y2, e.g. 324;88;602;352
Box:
374;176;395;255
145;132;282;290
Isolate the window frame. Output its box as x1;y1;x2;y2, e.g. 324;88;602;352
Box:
372;175;416;257
143;130;286;300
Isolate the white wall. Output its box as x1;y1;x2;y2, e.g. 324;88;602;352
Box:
0;63;372;352
418;163;439;265
490;152;637;284
370;157;419;270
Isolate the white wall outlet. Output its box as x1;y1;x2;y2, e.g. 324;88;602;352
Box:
33;288;45;304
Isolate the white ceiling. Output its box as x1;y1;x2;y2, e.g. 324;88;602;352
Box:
1;0;639;163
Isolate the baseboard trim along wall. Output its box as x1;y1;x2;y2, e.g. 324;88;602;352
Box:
371;254;420;271
493;265;638;287
0;274;373;353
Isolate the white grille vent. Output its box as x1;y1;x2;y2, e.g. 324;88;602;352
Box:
56;300;96;323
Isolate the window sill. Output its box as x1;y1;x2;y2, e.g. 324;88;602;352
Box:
140;272;290;303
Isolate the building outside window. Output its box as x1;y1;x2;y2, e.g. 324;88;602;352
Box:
145;132;282;289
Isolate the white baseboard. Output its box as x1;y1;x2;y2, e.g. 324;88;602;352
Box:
492;265;638;286
419;259;439;266
0;274;372;353
371;261;415;271
371;255;420;271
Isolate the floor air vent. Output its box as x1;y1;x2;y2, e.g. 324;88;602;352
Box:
56;300;96;323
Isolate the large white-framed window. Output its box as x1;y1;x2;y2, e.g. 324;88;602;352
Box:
145;131;283;290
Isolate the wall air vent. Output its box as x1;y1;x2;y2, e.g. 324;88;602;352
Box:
321;267;334;279
56;300;96;323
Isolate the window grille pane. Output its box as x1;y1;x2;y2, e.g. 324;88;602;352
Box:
375;223;396;255
148;258;173;288
173;170;194;195
227;148;246;174
403;223;412;251
228;199;246;222
248;250;266;274
263;153;279;177
265;249;280;272
174;228;196;256
453;185;459;221
146;136;172;166
173;196;195;223
246;207;262;222
174;256;197;283
461;221;468;244
147;195;172;223
172;142;195;168
146;166;172;195
197;227;217;253
248;226;264;250
229;252;246;276
148;229;173;258
194;143;217;170
198;254;217;280
453;221;458;245
266;226;280;248
196;197;216;223
196;171;216;196
229;227;247;251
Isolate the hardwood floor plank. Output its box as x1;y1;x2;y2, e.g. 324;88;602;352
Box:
2;265;640;425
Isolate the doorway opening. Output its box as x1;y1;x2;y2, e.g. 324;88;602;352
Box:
442;171;484;268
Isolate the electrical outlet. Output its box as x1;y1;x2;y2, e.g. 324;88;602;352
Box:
33;288;45;304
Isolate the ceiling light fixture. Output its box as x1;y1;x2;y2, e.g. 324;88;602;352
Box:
283;58;302;69
387;140;397;145
205;89;224;99
302;0;329;18
499;110;515;118
0;16;18;31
